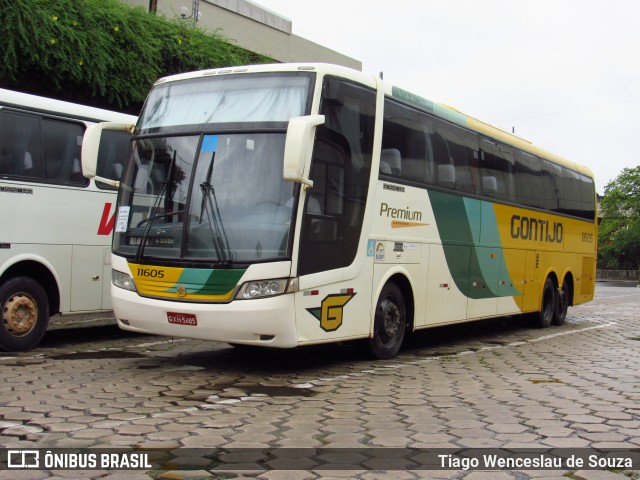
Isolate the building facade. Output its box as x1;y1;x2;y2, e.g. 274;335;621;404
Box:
122;0;362;70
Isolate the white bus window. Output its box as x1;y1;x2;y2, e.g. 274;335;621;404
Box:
42;118;86;185
0;111;42;178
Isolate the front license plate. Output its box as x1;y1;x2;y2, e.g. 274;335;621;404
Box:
167;312;197;326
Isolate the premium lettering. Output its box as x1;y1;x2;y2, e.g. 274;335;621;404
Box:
380;202;422;221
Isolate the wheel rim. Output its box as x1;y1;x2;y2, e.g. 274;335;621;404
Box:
379;299;401;344
3;293;38;336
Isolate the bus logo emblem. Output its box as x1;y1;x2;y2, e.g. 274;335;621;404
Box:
176;286;187;297
307;293;356;332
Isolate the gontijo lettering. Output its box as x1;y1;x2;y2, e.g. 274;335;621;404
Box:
380;202;423;221
510;214;563;244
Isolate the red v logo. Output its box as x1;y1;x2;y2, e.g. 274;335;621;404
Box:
98;203;116;236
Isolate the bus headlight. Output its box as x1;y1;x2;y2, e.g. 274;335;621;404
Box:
236;278;295;300
112;269;137;292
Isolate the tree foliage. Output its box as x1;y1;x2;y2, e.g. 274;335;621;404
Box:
598;166;640;269
0;0;273;113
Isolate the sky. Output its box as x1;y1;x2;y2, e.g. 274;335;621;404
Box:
253;0;640;194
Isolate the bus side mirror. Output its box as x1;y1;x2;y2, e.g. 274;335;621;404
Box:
283;115;324;188
82;122;135;187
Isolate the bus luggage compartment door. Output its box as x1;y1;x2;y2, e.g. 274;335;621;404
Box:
70;245;104;311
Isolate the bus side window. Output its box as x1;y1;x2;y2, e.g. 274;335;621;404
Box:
381;98;436;185
0;111;42;179
480;138;515;202
578;174;596;221
435;124;479;194
42;118;86;185
542;160;562;212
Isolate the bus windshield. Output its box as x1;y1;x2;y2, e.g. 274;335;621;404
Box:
113;72;314;265
138;73;312;130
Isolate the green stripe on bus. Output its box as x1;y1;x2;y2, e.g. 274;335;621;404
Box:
429;190;519;299
391;86;469;127
164;268;246;296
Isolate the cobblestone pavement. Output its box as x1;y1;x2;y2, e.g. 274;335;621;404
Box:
1;283;639;479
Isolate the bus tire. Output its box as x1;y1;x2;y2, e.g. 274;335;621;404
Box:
0;277;50;352
553;279;570;326
369;282;406;360
535;277;556;329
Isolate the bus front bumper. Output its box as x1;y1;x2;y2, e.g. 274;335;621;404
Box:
112;285;299;348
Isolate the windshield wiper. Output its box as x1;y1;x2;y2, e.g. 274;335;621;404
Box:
199;155;233;264
135;149;177;262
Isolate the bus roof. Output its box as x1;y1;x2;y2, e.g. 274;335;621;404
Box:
152;63;593;180
0;88;137;124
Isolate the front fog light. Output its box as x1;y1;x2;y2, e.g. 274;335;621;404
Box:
237;278;290;299
112;269;137;292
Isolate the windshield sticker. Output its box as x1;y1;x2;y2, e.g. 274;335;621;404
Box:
202;135;219;153
367;239;375;257
134;164;150;192
115;206;130;233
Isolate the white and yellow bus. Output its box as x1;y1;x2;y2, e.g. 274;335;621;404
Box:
0;89;136;351
82;63;596;359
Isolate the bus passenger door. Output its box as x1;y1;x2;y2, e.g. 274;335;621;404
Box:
294;76;376;343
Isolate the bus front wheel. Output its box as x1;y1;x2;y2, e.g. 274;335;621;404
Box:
0;277;50;351
369;283;406;360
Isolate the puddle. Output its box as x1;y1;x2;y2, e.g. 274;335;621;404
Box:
529;379;564;384
50;350;148;360
217;383;317;398
162;381;317;405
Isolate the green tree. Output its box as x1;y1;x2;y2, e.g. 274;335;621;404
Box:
0;0;272;113
598;166;640;269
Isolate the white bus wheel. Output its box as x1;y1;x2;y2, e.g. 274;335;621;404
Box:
0;277;50;352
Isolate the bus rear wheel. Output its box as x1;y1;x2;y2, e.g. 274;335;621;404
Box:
534;277;556;328
553;279;570;326
0;277;50;351
369;283;406;360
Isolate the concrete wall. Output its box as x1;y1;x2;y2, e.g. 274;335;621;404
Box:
123;0;361;70
596;270;640;282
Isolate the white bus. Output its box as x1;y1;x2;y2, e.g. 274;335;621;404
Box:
0;89;137;351
82;63;596;359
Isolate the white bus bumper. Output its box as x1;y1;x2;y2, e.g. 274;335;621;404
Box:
112;286;299;347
